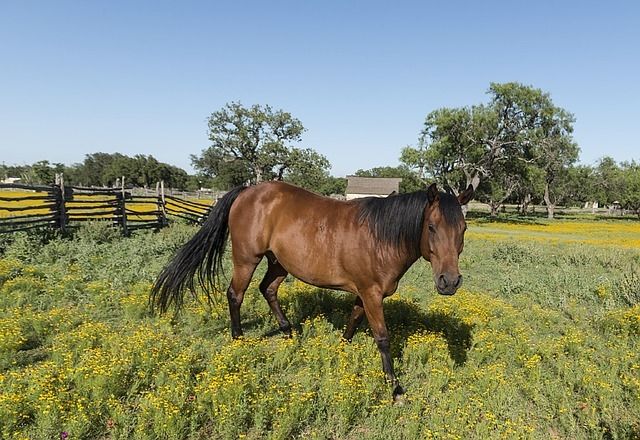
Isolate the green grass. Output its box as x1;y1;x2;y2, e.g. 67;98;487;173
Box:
0;219;639;439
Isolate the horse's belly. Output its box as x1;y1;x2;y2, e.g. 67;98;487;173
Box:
270;247;358;294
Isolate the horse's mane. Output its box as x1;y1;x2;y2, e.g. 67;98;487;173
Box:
356;191;462;253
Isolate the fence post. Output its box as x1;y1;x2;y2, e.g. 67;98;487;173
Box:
120;176;129;236
55;173;67;233
156;181;168;228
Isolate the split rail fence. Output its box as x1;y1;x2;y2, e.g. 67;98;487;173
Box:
0;178;216;235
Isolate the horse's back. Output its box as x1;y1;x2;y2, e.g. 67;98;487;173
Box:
230;181;349;219
229;181;354;238
228;182;364;291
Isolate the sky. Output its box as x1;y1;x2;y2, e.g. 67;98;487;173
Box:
1;0;638;177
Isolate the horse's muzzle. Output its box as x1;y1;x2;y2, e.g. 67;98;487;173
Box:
435;273;462;296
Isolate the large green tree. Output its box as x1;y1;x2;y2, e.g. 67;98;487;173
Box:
193;102;311;187
405;82;578;216
534;110;579;218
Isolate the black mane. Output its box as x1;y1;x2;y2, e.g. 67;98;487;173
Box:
356;191;462;253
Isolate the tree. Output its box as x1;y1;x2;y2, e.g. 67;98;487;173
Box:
192;146;253;189
593;156;623;206
317;176;347;196
562;165;596;208
1;164;29;180
533;106;579;218
619;161;640;218
414;82;578;216
513;163;544;214
103;153;137;186
399;143;430;181
475;150;530;217
281;148;332;192
193;102;306;187
407;107;476;192
30;160;64;184
73;152;117;186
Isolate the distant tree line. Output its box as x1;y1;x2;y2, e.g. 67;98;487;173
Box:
1;154;200;190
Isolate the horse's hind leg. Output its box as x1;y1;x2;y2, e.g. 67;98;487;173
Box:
259;258;292;337
227;261;259;339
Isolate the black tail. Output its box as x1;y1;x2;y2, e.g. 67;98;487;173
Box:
150;186;247;313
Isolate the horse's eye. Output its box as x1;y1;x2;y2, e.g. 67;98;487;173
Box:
428;224;436;233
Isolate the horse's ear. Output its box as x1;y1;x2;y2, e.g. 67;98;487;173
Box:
458;184;474;205
427;183;439;204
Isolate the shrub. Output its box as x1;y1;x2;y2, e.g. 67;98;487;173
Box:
73;221;121;245
491;242;540;264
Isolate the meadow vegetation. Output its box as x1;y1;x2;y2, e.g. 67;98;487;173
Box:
0;215;639;439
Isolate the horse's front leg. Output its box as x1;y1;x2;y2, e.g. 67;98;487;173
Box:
361;289;405;400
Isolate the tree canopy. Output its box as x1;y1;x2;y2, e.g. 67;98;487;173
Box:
402;82;581;217
192;102;334;193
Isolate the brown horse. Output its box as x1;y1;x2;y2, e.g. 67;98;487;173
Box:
151;181;473;398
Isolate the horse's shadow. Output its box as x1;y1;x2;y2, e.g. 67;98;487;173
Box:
276;288;473;367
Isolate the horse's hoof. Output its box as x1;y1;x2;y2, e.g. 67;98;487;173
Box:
280;325;293;339
392;384;406;404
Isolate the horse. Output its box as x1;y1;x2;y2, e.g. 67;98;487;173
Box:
151;181;474;399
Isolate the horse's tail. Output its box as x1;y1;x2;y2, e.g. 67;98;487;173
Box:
150;185;248;314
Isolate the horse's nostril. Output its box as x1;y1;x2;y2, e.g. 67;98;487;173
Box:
438;274;447;287
455;275;463;288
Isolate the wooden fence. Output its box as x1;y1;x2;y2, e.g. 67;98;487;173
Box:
0;179;215;235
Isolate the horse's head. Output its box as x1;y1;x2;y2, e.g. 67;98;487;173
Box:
420;184;474;295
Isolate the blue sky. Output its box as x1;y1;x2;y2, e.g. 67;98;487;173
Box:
1;1;638;177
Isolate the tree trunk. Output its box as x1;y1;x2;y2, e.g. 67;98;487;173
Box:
547;204;555;219
489;201;499;217
520;193;531;215
543;182;555;219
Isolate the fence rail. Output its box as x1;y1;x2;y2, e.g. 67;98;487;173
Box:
0;179;217;235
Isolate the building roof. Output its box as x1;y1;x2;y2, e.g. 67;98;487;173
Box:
345;176;402;195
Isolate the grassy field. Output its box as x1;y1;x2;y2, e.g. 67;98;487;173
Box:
0;215;639;439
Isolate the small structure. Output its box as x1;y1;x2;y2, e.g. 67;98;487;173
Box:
1;177;22;184
345;176;402;200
